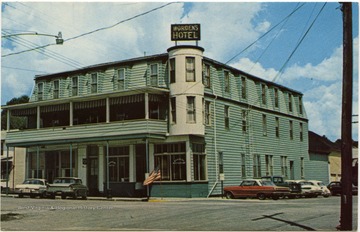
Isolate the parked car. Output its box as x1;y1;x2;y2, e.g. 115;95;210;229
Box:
327;181;358;196
261;176;302;199
308;180;330;197
15;179;48;198
223;179;290;200
47;177;88;200
295;180;323;198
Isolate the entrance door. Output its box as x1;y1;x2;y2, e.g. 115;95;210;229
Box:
290;161;295;180
87;158;99;195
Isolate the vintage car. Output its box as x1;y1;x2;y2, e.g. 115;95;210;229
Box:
223;179;290;200
261;176;302;199
47;177;88;200
15;179;48;198
295;180;323;198
327;181;358;196
308;180;330;197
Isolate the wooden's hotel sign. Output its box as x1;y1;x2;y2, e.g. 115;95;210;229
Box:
171;24;201;41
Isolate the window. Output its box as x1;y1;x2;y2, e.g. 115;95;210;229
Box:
274;88;279;108
91;73;98;93
281;156;288;178
38;83;44;101
154;143;186;181
242;110;247;132
300;123;303;141
289;120;293;140
241;154;246;177
204;100;211;126
72;77;78;96
193;143;206;181
253;154;261;178
170;97;176;124
224;106;230;129
224;71;230;93
299;96;303;114
265;155;273;176
117;69;125;90
241;76;247;99
150;64;158;86
187;96;196;123
108;146;129;182
170;58;176;84
186;57;195;82
53;80;59;99
203;63;210;87
262;114;267;136
261;84;266;105
288;93;293;112
275;117;280;138
300;158;304;178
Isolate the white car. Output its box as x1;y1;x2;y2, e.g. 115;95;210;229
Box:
15;179;48;198
308;180;331;198
295;180;323;198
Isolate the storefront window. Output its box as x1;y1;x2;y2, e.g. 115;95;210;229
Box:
154;143;186;181
193;143;206;181
108;146;129;182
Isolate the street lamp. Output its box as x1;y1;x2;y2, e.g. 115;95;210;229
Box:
2;31;64;44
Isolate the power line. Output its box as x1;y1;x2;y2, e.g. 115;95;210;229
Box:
225;3;306;65
1;65;48;73
2;2;180;58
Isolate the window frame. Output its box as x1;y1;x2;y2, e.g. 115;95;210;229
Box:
117;68;126;90
72;76;78;96
203;63;211;88
186;96;196;123
289;120;294;140
192;143;207;181
262;114;267;136
169;58;176;84
91;73;98;94
170;97;176;124
253;154;261;178
53;80;60;99
265;155;273;176
275;117;280;138
150;64;158;87
37;82;44;101
274;88;279;108
186;57;196;82
261;83;267;105
224;71;230;93
224;105;230;129
241;76;247;99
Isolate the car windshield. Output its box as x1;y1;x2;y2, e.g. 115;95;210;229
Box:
300;182;313;185
23;179;43;185
261;180;275;186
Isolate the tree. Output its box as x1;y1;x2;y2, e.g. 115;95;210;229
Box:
1;95;30;130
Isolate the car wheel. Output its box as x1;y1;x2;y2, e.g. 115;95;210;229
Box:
18;194;23;198
61;194;67;199
82;192;87;200
272;195;279;200
40;192;47;198
257;193;266;200
225;191;234;199
50;194;56;199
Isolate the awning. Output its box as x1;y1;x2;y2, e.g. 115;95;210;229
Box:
11;108;37;116
149;94;164;102
74;99;106;109
110;94;144;105
40;103;69;113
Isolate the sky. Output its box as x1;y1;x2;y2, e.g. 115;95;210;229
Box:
1;1;359;142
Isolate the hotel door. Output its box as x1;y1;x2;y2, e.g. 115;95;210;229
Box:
87;157;99;195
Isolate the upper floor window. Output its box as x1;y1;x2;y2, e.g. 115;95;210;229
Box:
241;76;247;99
224;105;230;129
274;88;279;108
300;122;304;141
253;154;261;178
38;82;44;101
288;93;293;112
262;114;267;136
275;117;280;138
72;76;78;96
265;155;273;176
91;73;98;93
204;100;211;126
261;84;266;105
242;110;247;133
117;69;125;90
170;58;176;84
281;156;288;178
299;96;303;115
187;96;196;123
170;97;176;124
224;71;230;93
289;120;293;140
186;57;195;82
203;63;210;88
150;64;158;86
53;80;59;99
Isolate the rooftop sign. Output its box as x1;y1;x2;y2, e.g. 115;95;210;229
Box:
171;24;201;41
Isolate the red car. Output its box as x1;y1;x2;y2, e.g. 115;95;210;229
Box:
224;179;290;200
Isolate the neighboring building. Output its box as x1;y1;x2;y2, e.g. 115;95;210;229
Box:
2;45;309;197
1;131;26;191
307;131;331;183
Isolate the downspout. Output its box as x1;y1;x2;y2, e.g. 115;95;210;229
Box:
207;90;218;198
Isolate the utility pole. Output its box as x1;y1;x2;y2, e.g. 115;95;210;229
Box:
340;2;353;231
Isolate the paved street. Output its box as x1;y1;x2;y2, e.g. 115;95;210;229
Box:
1;195;358;231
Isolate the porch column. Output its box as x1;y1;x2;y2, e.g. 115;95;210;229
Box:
36;146;40;178
6;146;9;195
69;102;73;126
6;110;10;131
36;106;40;129
129;145;135;182
25;148;29;179
106;97;110;123
70;144;73;177
106;141;110;198
145;93;149;120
